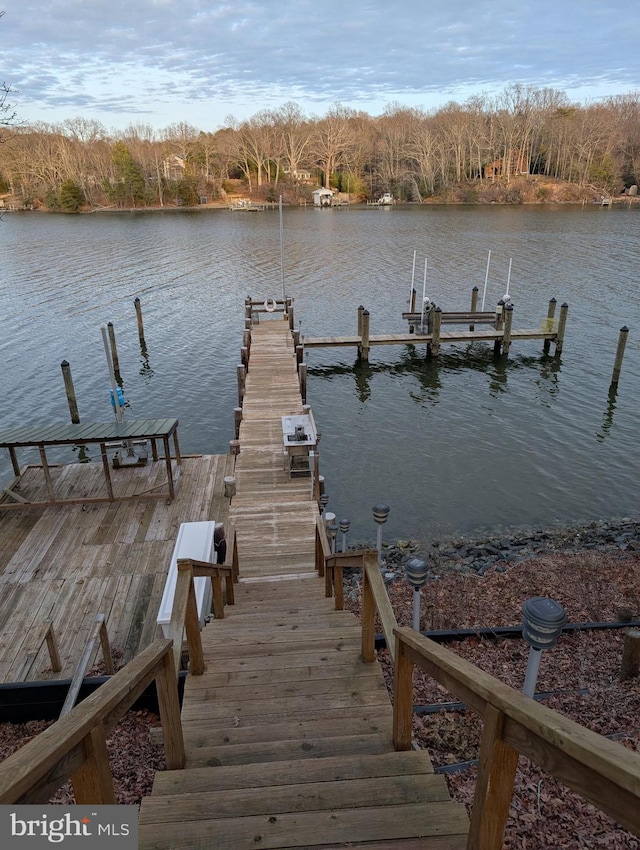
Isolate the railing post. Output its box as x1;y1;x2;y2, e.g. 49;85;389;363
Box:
361;564;376;662
392;634;414;751
71;723;116;805
176;560;205;673
155;645;186;770
467;704;519;850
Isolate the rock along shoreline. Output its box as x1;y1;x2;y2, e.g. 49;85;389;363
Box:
355;517;640;579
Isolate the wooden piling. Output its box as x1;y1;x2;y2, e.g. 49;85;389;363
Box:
410;289;417;313
494;299;505;332
60;360;80;424
620;628;640;680
229;439;240;456
223;476;237;498
611;326;629;387
236;364;246;407
555;303;569;354
107;322;121;379
233;407;243;440
287;298;295;331
543;297;557;354
357;305;365;337
292;329;300;350
296;344;304;368
134;297;146;347
244;318;251;332
244;304;252;324
502;303;514;356
299;362;307;403
241;346;249;370
428;307;442;357
359;310;370;361
243;329;251;354
470;286;479;330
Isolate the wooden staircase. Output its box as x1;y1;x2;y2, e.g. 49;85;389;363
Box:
138;318;469;849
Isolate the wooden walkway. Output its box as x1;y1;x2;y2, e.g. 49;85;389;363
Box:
139;318;469;849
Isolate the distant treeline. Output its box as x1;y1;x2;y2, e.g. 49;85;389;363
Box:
1;84;639;211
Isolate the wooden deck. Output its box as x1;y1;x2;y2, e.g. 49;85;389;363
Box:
139;318;469;849
0;453;233;683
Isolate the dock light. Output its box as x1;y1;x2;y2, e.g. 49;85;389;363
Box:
339;518;350;553
521;596;567;698
372;504;390;567
319;493;329;518
405;557;429;631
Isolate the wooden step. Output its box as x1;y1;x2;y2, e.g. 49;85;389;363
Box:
180;714;392;747
138;801;468;849
184;732;394;767
151;751;435;795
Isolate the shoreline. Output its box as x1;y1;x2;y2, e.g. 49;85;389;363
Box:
360;515;640;578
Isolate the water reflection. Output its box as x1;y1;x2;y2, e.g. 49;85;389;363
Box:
597;386;618;442
308;343;563;405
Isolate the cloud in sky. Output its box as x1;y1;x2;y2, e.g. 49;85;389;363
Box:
2;1;639;132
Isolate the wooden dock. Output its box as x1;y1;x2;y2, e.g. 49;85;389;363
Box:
139;318;469;849
303;297;567;361
0;453;233;683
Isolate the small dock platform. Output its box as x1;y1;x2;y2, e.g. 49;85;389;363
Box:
139;314;469;849
303;295;567;360
0;453;234;684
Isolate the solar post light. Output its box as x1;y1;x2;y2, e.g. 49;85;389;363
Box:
319;493;329;518
339;518;350;553
405;557;429;631
372;503;390;567
521;596;567;698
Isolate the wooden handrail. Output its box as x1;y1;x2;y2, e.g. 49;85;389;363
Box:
177;557;235;620
324;549;378;609
60;614;114;717
315;513;331;577
0;638;183;805
392;625;640;848
361;553;398;666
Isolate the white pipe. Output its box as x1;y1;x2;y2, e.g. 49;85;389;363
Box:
505;257;513;298
481;250;491;311
410;249;416;302
279;195;286;301
523;646;542;698
420;257;428;329
101;326;123;423
342;533;348;553
376;524;383;567
412;588;421;631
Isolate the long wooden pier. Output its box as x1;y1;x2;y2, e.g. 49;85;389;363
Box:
139;316;469;848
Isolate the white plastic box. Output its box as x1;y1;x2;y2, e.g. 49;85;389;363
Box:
156;521;215;638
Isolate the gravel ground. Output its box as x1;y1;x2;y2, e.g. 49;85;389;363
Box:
1;532;639;848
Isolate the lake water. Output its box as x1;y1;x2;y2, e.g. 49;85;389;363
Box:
1;204;639;543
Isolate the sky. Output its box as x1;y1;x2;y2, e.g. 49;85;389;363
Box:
2;1;639;134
